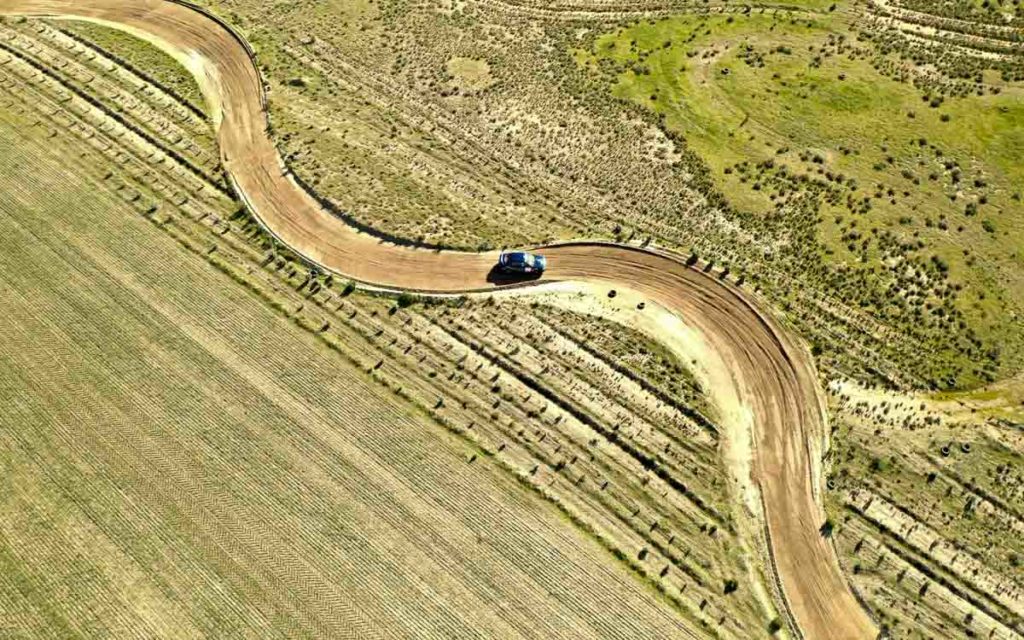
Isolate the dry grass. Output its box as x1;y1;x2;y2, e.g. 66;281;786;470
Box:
54;18;208;113
823;383;1024;639
0;21;783;636
5;5;1022;639
0;99;708;638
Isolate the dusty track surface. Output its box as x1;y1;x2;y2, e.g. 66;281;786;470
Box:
0;1;877;638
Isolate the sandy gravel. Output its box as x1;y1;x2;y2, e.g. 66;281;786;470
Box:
0;1;878;638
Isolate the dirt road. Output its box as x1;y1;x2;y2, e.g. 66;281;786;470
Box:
0;1;878;637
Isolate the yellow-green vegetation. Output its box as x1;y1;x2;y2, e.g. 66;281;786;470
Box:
174;0;1022;394
56;19;207;113
0;100;706;639
583;13;1023;222
932;375;1024;424
578;9;1024;391
0;22;775;634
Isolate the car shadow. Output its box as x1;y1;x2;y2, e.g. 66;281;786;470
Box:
486;265;543;286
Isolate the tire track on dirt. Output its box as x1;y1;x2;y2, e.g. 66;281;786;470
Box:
0;1;878;638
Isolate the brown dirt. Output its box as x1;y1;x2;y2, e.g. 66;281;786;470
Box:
1;1;878;638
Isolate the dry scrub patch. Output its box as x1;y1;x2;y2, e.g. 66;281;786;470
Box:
825;379;1024;639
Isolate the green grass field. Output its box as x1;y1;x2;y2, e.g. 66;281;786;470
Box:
578;10;1024;389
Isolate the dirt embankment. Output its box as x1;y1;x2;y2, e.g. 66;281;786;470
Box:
0;1;878;638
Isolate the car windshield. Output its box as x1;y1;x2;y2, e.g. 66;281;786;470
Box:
503;252;539;267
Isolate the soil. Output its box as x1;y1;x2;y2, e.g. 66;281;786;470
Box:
1;1;879;638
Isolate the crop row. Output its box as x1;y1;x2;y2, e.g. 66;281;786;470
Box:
0;101;715;638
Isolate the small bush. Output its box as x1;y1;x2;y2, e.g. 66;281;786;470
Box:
396;292;418;308
820;519;835;538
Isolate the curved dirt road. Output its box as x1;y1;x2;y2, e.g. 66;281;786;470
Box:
0;1;877;638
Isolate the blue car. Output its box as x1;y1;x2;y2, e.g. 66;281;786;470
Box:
498;251;547;275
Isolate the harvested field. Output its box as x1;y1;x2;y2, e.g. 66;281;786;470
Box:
55;18;208;113
0;106;711;639
0;17;780;637
0;1;1021;640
